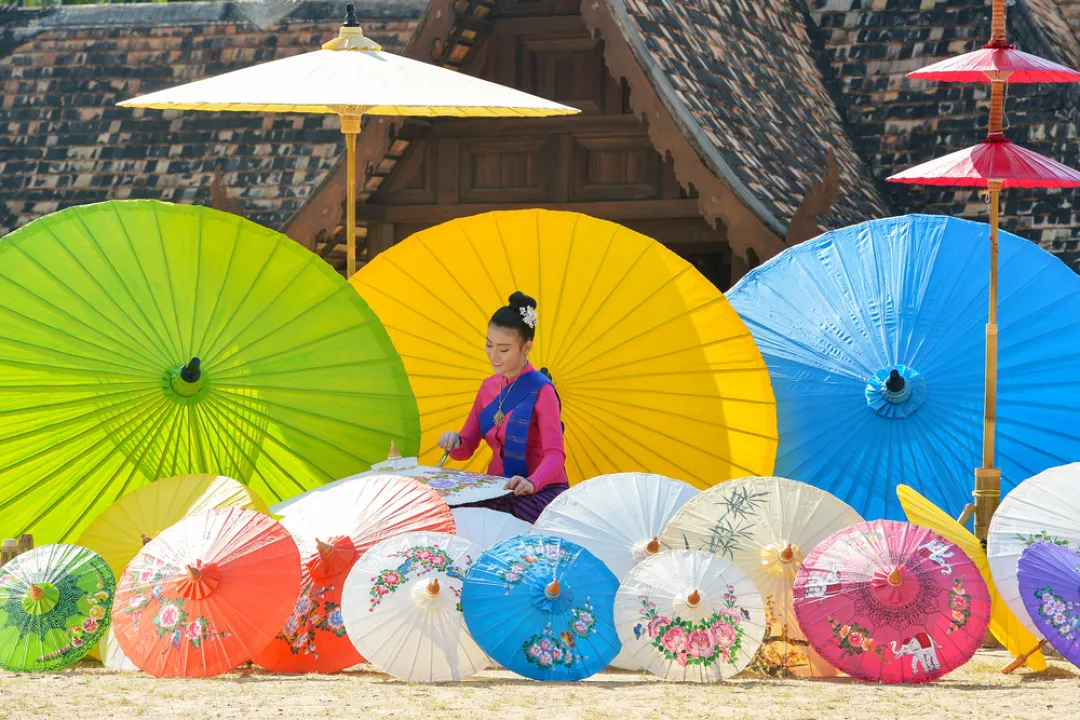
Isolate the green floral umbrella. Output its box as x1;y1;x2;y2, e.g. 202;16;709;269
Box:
0;544;115;671
0;200;420;543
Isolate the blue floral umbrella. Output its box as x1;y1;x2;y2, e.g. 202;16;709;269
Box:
727;214;1080;521
461;534;620;680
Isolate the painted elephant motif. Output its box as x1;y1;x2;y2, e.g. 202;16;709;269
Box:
890;632;942;674
916;539;954;575
803;565;841;601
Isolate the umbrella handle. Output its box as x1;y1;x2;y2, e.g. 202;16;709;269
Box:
438;450;449;467
1001;639;1048;674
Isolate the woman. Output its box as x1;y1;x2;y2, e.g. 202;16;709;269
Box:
437;292;568;523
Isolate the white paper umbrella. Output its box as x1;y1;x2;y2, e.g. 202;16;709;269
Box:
272;454;509;514
341;531;488;682
97;628;139;671
659;476;863;677
451;508;531;550
530;472;698;670
988;463;1080;634
118;9;577;277
532;474;700;580
615;550;766;682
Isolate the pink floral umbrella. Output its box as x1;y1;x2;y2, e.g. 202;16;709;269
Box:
793;520;990;683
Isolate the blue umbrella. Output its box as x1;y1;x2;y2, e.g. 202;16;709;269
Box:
727;214;1080;521
461;534;619;680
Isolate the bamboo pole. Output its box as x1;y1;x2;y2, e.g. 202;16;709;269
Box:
974;179;1002;541
991;0;1007;46
16;533;33;556
343;123;359;278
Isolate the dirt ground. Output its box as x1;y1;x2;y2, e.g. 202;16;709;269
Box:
0;649;1076;720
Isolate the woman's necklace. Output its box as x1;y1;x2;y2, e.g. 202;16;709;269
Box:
493;374;521;427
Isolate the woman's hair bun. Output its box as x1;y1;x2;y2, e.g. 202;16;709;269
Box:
507;291;537;312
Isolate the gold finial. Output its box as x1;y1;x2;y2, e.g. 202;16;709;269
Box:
779;543;795;563
27;584;44;601
687;589;701;608
426;578;440;597
645;537;660;555
387;441;401;460
887;567;903;587
322;25;382;52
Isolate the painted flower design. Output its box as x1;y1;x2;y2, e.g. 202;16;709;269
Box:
1036;586;1080;640
827;617;886;659
946;578;973;633
633;587;748;668
521;598;597;671
369;545;469;611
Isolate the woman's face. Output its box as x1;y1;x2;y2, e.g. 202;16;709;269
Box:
486;325;532;376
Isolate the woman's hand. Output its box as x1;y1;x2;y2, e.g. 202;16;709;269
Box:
505;476;535;496
437;431;461;452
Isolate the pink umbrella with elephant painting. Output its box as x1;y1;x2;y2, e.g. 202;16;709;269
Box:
793;520;991;683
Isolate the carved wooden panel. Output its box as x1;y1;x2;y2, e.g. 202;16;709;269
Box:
459;136;555;204
380;138;436;205
571;135;660;201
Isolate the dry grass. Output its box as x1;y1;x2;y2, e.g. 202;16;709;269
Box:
0;649;1077;720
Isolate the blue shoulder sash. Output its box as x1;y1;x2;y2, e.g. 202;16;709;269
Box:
478;370;552;479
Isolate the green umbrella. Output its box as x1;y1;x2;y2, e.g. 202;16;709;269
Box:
0;200;420;543
0;544;115;671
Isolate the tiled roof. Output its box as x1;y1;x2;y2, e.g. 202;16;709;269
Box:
810;0;1080;267
606;0;895;236
0;0;424;236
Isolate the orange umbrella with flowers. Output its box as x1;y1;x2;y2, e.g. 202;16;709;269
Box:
111;507;301;677
254;474;455;673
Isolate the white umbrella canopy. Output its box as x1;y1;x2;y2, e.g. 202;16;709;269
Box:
988;463;1080;635
451;508;531;551
341;531;489;682
659;476;863;677
614;550;766;682
117;5;578;276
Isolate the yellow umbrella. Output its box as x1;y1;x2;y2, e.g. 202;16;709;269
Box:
117;4;578;276
896;484;1046;672
77;474;268;666
351;209;778;487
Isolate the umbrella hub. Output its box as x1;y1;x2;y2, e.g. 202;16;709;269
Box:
306;536;358;582
530;577;574;613
176;562;221;600
322;24;382;53
761;542;803;577
164;357;210;404
22;582;60;615
865;365;927;419
869;564;918;606
411;575;448;611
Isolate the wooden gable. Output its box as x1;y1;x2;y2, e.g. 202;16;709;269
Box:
354;0;739;289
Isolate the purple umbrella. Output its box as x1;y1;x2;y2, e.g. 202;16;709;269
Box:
1017;541;1080;667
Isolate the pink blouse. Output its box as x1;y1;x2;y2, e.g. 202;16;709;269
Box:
450;363;568;490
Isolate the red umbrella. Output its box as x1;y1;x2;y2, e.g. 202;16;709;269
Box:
908;46;1080;84
887;133;1080;189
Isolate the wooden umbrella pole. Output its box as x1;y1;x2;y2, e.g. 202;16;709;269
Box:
989;81;1005;134
1002;638;1048;674
991;0;1007;45
975;179;1003;542
339;111;363;278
